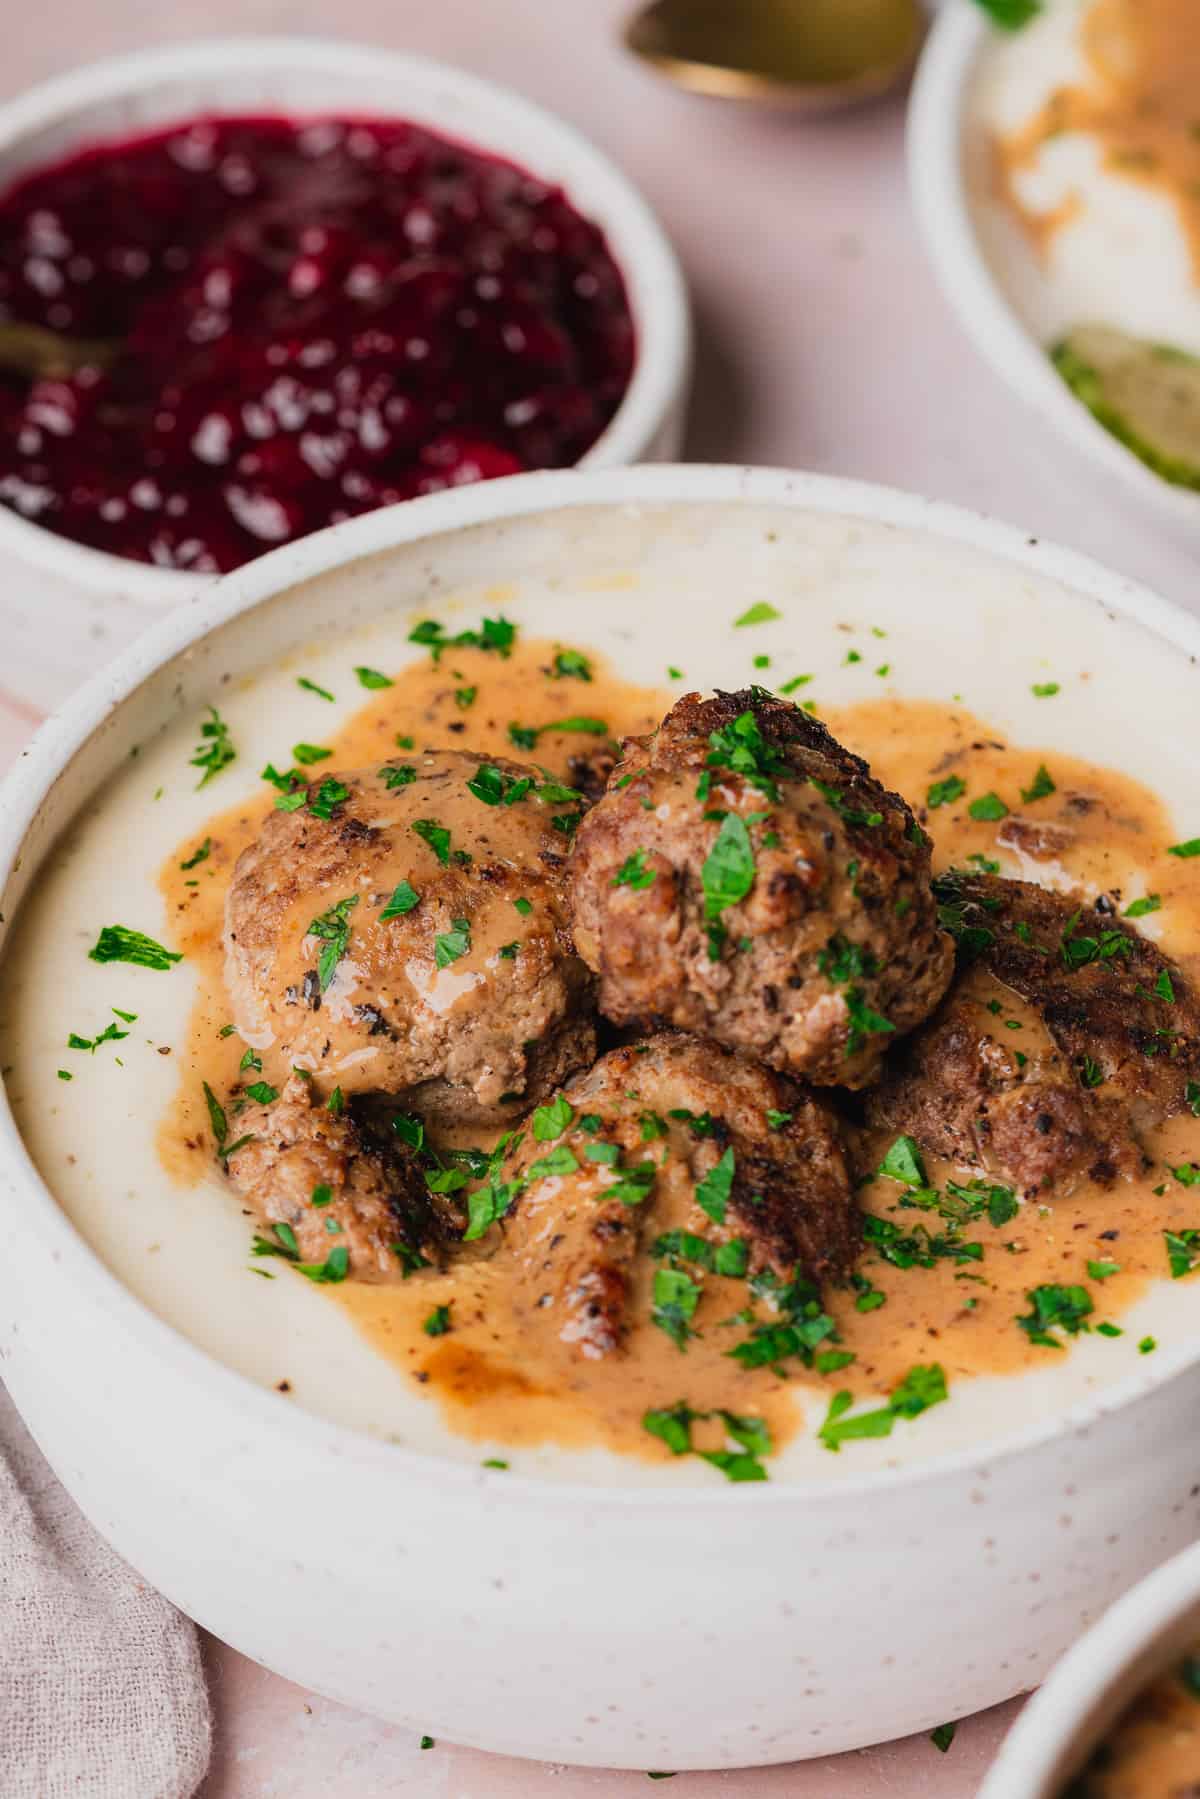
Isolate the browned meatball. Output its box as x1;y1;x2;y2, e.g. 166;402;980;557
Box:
568;689;954;1088
224;750;594;1130
225;1075;455;1281
490;1032;858;1362
867;871;1200;1195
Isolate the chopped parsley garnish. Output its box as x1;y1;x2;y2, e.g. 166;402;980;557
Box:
203;1081;228;1149
779;674;812;695
380;763;417;790
68;1009;135;1055
705;707;788;800
354;666;393;690
57;1070;72;1081
507;716;609;751
293;742;332;765
926;775;966;810
931;1724;957;1754
1017;1283;1094;1346
466;763;536;808
810;778;882;828
244;1081;278;1105
1087;1259;1120;1280
1080;1056;1105;1089
412;818;456;865
513;897;533;917
1031;680;1059;696
422;1304;452;1337
88;926;181;971
701;813;755;952
978;0;1043;30
1059;910;1132;971
733;602;782;627
695;1148;735;1224
641;1402;771;1481
380;881;420;921
311;1184;332;1208
327;1087;344;1115
933;874;999;956
253;1228;349;1284
434;919;471;969
1165;1228;1200;1278
553;649;592;681
613;849;657;890
1124;893;1161;918
306;777;350;821
190;706;236;788
531;1095;574;1142
602;1160;656;1206
863;1214;982;1269
179;838;211;871
878;1135;927;1188
1168;839;1200;859
453;686;477;712
297;677;335;701
526;1145;579;1181
1188;1082;1200;1118
968;791;1009;822
818;1364;948;1452
652;1268;702;1349
408;614;516;660
765;1109;792;1131
305;895;358;990
1020;764;1056;804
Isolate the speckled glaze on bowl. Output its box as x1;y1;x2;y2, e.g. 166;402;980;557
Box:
0;38;690;606
980;1541;1200;1799
1;465;1199;1771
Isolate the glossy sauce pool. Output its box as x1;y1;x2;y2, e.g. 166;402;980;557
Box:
3;531;1198;1486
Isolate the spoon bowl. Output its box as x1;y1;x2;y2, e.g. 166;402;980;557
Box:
624;0;926;114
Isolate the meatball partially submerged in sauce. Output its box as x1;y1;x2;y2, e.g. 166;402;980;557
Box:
867;871;1200;1196
224;749;594;1130
227;1075;456;1280
493;1032;858;1362
568;689;954;1088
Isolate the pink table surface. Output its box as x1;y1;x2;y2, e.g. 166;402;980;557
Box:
4;3;1198;1794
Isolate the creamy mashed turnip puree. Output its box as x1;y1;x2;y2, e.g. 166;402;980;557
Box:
2;526;1199;1487
969;0;1200;356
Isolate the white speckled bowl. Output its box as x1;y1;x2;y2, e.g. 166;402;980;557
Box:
980;1541;1200;1798
1;465;1199;1770
908;4;1200;536
0;38;690;606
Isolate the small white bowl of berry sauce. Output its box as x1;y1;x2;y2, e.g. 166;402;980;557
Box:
0;38;690;603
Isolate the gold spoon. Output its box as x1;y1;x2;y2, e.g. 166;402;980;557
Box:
623;0;926;114
0;322;118;381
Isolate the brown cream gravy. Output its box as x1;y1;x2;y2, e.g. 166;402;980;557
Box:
1069;1648;1200;1797
158;650;1200;1465
994;0;1200;278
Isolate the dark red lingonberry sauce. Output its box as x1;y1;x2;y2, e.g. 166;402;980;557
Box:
0;115;635;572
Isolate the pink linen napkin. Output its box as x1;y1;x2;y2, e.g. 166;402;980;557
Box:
0;1383;210;1797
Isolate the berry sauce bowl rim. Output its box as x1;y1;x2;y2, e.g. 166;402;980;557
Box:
0;36;692;605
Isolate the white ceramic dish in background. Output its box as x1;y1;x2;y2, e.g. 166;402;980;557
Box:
980;1541;1200;1798
908;3;1200;537
2;464;1200;1770
0;37;690;607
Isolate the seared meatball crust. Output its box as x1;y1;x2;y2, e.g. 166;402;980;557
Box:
226;1075;455;1281
224;750;595;1130
868;871;1200;1195
568;688;954;1088
497;1032;858;1362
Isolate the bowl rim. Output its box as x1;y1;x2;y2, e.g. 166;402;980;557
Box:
907;5;1200;534
978;1539;1200;1797
3;459;1200;1507
0;34;691;602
